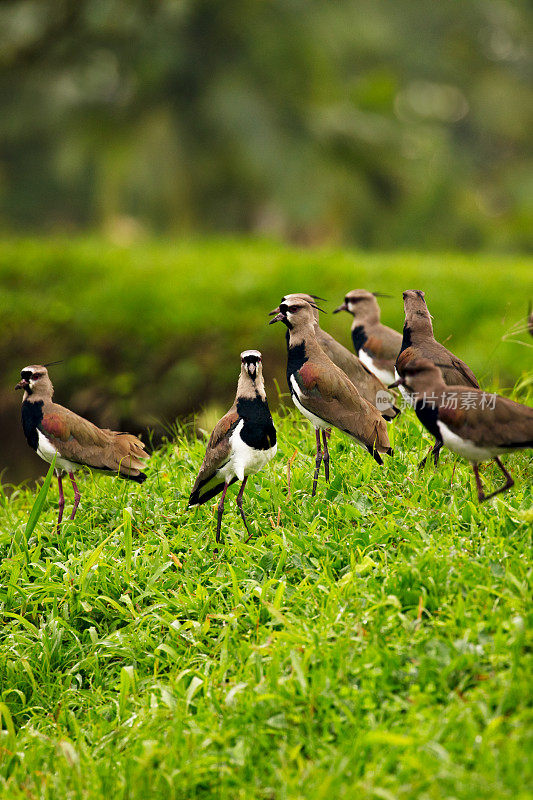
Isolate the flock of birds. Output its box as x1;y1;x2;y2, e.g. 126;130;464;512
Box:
15;289;533;543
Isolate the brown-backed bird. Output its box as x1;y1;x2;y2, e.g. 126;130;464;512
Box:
16;365;147;532
270;293;400;421
391;358;533;502
270;298;392;496
333;289;402;386
395;290;480;466
188;351;277;544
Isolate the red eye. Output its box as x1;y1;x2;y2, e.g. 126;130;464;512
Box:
288;305;298;313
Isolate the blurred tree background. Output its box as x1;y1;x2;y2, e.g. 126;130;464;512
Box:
1;0;532;250
1;0;532;484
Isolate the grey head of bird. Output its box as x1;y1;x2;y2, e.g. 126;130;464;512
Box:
333;289;385;321
15;364;54;400
269;297;324;331
390;357;445;396
269;293;324;324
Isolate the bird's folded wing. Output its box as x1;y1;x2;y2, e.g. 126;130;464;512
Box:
295;363;385;443
445;394;533;448
193;408;240;487
40;405;146;471
366;330;399;364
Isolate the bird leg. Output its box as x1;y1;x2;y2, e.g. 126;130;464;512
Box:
311;428;323;497
216;482;229;544
235;477;254;542
472;463;485;502
321;429;330;483
68;472;81;521
478;457;514;502
418;441;442;470
56;472;65;533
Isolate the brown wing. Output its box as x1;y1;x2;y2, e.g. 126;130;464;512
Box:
396;345;479;389
188;407;240;505
40;403;147;475
441;391;533;449
437;351;479;388
295;363;391;452
365;324;402;363
317;331;399;420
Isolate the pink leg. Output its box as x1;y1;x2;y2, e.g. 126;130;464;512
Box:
56;473;65;533
321;429;330;483
216;482;229;544
311;428;323;497
68;472;81;520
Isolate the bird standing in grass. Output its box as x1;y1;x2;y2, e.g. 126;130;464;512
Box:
333;289;402;386
270;298;392;496
391;358;533;502
270;293;400;421
188;351;277;544
395;290;480;467
16;365;147;532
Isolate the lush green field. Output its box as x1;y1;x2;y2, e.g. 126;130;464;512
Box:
0;394;531;798
1;238;532;483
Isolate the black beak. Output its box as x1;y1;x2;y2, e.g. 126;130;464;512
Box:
268;307;280;316
15;380;28;391
333;302;348;314
269;312;284;325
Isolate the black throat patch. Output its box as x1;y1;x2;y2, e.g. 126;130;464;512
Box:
236;396;277;450
351;325;367;354
398;322;412;357
21;399;44;451
286;342;307;384
414;399;441;442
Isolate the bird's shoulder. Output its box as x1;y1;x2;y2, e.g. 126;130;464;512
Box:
40;402;109;447
207;406;240;450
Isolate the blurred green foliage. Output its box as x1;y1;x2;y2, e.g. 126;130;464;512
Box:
0;0;532;249
1;237;532;482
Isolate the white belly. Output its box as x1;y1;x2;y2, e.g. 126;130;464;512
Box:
290;375;330;430
219;420;277;483
436;421;495;463
37;431;80;474
359;350;395;387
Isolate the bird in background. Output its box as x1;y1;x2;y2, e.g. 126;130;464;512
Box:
333;289;402;387
270;292;400;421
16;365;147;532
395;290;480;467
188;350;277;545
270;297;392;496
391;358;533;502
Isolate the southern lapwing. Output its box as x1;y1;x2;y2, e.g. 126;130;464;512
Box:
528;301;533;337
188;351;277;544
270;298;392;496
391;358;533;502
333;290;402;386
15;365;147;532
395;290;480;467
270;293;400;421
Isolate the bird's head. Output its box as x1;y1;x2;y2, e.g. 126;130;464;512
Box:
389;357;443;394
240;350;263;382
15;365;54;398
269;297;324;330
333;289;387;318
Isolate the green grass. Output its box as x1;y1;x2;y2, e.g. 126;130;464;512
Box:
0;390;531;799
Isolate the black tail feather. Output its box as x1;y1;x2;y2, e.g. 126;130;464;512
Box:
188;476;237;507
